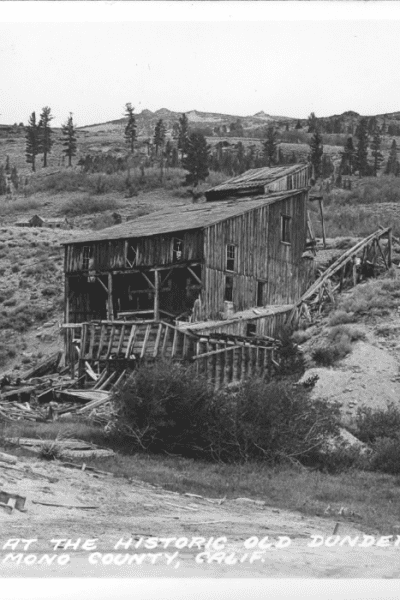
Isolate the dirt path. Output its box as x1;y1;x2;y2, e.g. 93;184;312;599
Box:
1;456;400;578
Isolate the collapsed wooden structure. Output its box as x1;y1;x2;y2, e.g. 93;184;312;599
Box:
64;320;281;390
288;226;393;327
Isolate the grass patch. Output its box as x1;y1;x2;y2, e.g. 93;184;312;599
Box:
328;310;357;326
61;195;119;217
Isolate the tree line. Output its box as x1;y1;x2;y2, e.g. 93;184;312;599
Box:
25;108;77;171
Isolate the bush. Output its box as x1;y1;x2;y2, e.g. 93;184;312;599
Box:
109;360;340;465
61;195;119;216
368;437;400;475
312;343;351;366
327;324;366;344
328;311;357;326
354;402;400;444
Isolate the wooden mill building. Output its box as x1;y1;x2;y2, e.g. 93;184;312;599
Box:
205;163;310;202
63;179;315;338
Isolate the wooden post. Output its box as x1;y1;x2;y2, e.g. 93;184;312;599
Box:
154;270;160;321
318;198;327;249
107;273;114;320
388;229;393;268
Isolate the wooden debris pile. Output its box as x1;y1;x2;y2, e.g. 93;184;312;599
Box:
0;350;120;424
5;437;115;459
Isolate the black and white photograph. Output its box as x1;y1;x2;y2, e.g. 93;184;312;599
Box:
1;2;400;598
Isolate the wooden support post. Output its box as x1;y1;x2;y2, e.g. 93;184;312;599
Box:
388;229;393;268
153;323;163;358
318;198;327;249
64;275;70;326
140;324;151;358
107;273;114;320
125;325;137;358
154;270;160;321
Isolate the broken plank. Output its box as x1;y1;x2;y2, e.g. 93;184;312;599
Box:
32;500;98;509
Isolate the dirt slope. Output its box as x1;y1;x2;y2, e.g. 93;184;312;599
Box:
1;454;400;578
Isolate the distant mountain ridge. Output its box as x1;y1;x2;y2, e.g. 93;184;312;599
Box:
77;107;400;137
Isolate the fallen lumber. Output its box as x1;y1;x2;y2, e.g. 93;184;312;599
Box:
6;437;98;450
75;395;111;414
21;351;62;381
32;500;98;510
56;389;110;404
60;461;112;476
0;386;35;402
0;451;18;465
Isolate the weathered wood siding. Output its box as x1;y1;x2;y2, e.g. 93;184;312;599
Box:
203;191;314;319
64;230;204;274
266;165;310;193
188;309;293;339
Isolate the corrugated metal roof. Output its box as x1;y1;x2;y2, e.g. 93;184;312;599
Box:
206;163;308;193
64;189;307;245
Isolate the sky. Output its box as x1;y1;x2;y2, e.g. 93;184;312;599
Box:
1;2;400;127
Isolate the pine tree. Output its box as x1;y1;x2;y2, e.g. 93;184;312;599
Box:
370;129;383;176
61;113;77;167
5;155;10;174
124;103;137;154
153;119;166;156
385;139;400;176
307;112;318;134
177;113;189;160
340;137;356;175
182;132;209;186
263;126;278;167
295;120;302;130
39;106;54;168
25;112;42;172
355;118;369;177
309;129;323;179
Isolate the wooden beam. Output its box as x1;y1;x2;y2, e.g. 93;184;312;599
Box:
318;198;327;249
125;325;137;358
96;277;109;293
140;324;151;358
388;228;393;268
187;267;202;286
154;270;160;321
107;273;114;320
141;272;155;290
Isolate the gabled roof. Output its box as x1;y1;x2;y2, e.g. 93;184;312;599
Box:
205;163;309;195
64;188;307;245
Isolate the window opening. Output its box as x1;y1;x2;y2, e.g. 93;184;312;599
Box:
225;275;233;301
226;244;236;272
281;215;291;244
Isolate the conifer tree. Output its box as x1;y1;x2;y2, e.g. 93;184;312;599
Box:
309;129;323;179
263;126;278;167
370;129;383;177
177;113;189;160
39;106;54;167
385;139;400;176
61;113;77;167
124;103;137;154
25;112;42;172
340;137;356;175
295;120;302;130
153;119;166;156
355;118;369;177
182;132;209;186
307;112;318;134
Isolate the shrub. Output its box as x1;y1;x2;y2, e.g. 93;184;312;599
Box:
368;437;400;475
291;330;310;345
354;403;400;444
312;343;351;366
327;324;366;344
109;360;340;465
328;310;357;326
61;195;119;216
